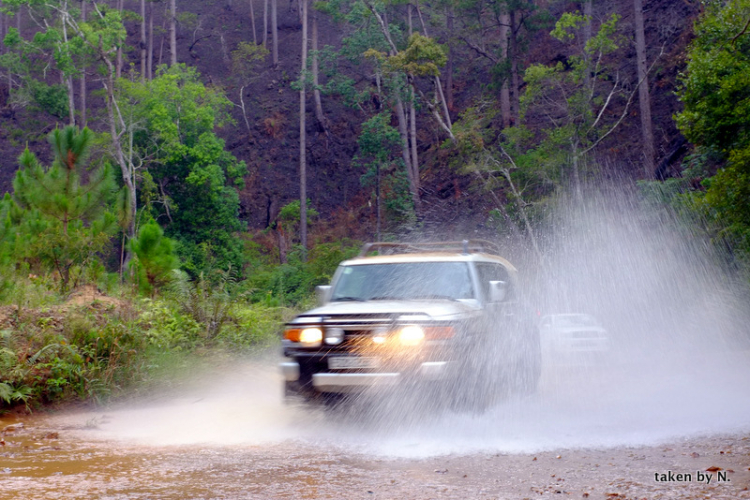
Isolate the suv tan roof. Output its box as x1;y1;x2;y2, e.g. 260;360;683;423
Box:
357;240;502;257
345;241;517;272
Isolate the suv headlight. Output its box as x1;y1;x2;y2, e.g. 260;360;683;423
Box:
300;328;323;345
284;327;323;347
398;325;425;346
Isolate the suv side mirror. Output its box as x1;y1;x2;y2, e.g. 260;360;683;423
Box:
488;281;507;302
316;285;332;306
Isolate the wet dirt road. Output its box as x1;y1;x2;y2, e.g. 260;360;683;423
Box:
2;355;750;500
2;415;749;499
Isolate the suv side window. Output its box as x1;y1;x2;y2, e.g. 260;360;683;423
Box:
475;263;511;302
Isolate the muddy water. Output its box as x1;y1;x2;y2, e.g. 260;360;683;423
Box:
2;354;750;500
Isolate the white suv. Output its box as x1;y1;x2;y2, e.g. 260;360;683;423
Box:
280;241;541;408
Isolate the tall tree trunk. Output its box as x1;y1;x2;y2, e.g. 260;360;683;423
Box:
583;0;592;42
263;0;268;47
169;0;177;66
406;4;418;179
277;224;288;264
0;9;5;55
376;162;381;241
299;0;308;254
67;74;75;126
634;0;655;175
60;0;75;126
239;85;251;134
395;97;420;213
103;66;137;265
116;0;123;78
571;139;582;202
249;0;257;44
413;1;453;139
499;13;511;128
407;3;412;35
140;0;147;81
311;10;328;136
582;0;593;93
271;0;278;66
63;6;136;268
80;0;87;126
63;72;75;126
409;85;418;187
508;10;520;125
147;0;154;79
445;5;454;111
363;0;421;211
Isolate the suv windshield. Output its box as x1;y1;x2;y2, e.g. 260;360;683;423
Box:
555;314;600;327
331;262;474;301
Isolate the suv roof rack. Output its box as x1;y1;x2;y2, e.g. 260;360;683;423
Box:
358;240;503;257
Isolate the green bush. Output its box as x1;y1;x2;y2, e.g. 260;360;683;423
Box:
246;240;360;306
29;80;69;119
0;305;148;408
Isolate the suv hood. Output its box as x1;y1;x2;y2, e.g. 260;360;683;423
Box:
299;299;481;322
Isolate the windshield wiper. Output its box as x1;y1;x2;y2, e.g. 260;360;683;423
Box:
368;296;403;301
332;296;363;302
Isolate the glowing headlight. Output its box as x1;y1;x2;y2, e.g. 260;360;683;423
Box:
398;325;425;346
299;327;323;345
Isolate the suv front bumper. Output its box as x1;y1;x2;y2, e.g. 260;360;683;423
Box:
281;360;449;393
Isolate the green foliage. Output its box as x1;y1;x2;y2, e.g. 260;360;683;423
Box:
176;11;199;31
246;240;360;305
0;306;149;409
355;112;414;229
129;221;180;296
120;64;248;274
677;0;750;154
0;1;115;119
676;0;750;268
0;271;296;410
231;42;269;82
168;269;240;340
278;200;319;238
0;382;33;407
356;112;402;163
383;33;447;77
455;0;551;91
0;27;70;118
215;304;290;351
29;80;69;119
138;299;203;350
7;127;120;292
509;12;625;195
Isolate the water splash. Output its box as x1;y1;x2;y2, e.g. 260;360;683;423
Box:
55;188;750;458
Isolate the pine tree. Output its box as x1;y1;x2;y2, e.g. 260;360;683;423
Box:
11;126;118;292
129;220;180;296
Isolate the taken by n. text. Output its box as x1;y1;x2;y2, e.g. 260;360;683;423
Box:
653;470;729;484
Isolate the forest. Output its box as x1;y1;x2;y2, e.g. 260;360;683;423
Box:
0;0;748;410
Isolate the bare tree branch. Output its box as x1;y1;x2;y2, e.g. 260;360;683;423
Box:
459;37;499;63
732;16;750;46
580;44;665;156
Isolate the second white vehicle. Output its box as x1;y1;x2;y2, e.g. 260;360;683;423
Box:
539;313;609;365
